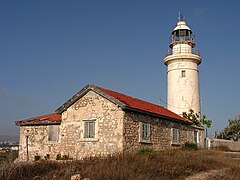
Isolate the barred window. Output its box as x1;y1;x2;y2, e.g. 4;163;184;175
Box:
84;120;95;138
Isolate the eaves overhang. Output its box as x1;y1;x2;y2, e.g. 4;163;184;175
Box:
124;107;192;125
16;120;61;126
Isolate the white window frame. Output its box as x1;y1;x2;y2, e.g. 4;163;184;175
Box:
48;125;60;142
172;128;179;144
139;122;150;143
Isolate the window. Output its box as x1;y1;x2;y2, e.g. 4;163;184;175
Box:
140;122;150;142
84;120;95;138
48;125;60;142
181;70;186;77
172;128;179;144
194;131;199;144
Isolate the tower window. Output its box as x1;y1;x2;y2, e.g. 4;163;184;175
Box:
181;70;186;77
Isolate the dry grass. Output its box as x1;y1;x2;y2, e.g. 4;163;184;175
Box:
1;149;240;180
211;145;231;152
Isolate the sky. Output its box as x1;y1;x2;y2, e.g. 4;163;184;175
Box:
0;0;239;136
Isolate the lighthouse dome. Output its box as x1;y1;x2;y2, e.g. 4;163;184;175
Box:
172;21;192;34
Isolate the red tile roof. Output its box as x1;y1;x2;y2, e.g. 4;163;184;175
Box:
16;113;61;126
17;84;191;126
94;85;191;123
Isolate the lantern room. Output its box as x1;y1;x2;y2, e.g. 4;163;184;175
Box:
169;21;195;48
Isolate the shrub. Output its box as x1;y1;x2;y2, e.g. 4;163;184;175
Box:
34;154;41;161
182;142;198;150
63;164;81;179
137;147;154;155
44;154;50;160
56;154;61;160
62;155;69;160
1;161;61;179
56;154;72;160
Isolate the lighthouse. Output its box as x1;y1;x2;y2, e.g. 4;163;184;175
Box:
164;16;201;116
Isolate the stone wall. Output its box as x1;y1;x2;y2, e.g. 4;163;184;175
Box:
59;90;124;159
123;111;204;151
18;90;124;161
207;138;240;151
18;90;204;162
18;125;55;161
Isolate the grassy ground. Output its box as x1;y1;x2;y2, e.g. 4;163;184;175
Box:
1;149;240;180
0;150;18;165
0;150;18;179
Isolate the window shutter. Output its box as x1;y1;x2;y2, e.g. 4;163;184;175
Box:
48;126;53;141
194;131;198;144
141;122;149;140
142;123;145;139
48;125;59;141
84;122;89;138
172;128;179;143
89;122;95;138
145;124;148;139
84;120;96;138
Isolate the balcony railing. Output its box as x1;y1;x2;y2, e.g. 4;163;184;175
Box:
165;47;200;57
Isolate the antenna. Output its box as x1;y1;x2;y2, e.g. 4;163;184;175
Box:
178;11;184;22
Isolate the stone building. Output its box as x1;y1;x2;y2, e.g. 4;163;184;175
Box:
16;84;204;162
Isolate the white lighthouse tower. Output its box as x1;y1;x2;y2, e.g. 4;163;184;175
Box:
164;16;201;116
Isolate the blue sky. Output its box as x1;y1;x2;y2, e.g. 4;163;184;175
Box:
0;1;239;136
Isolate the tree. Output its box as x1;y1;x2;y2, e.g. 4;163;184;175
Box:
217;115;240;141
183;109;212;138
183;109;212;128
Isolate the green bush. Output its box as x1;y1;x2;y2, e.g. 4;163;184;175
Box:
62;155;69;160
182;142;198;150
56;154;61;160
137;147;154;155
56;154;71;160
44;154;50;160
34;154;41;161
